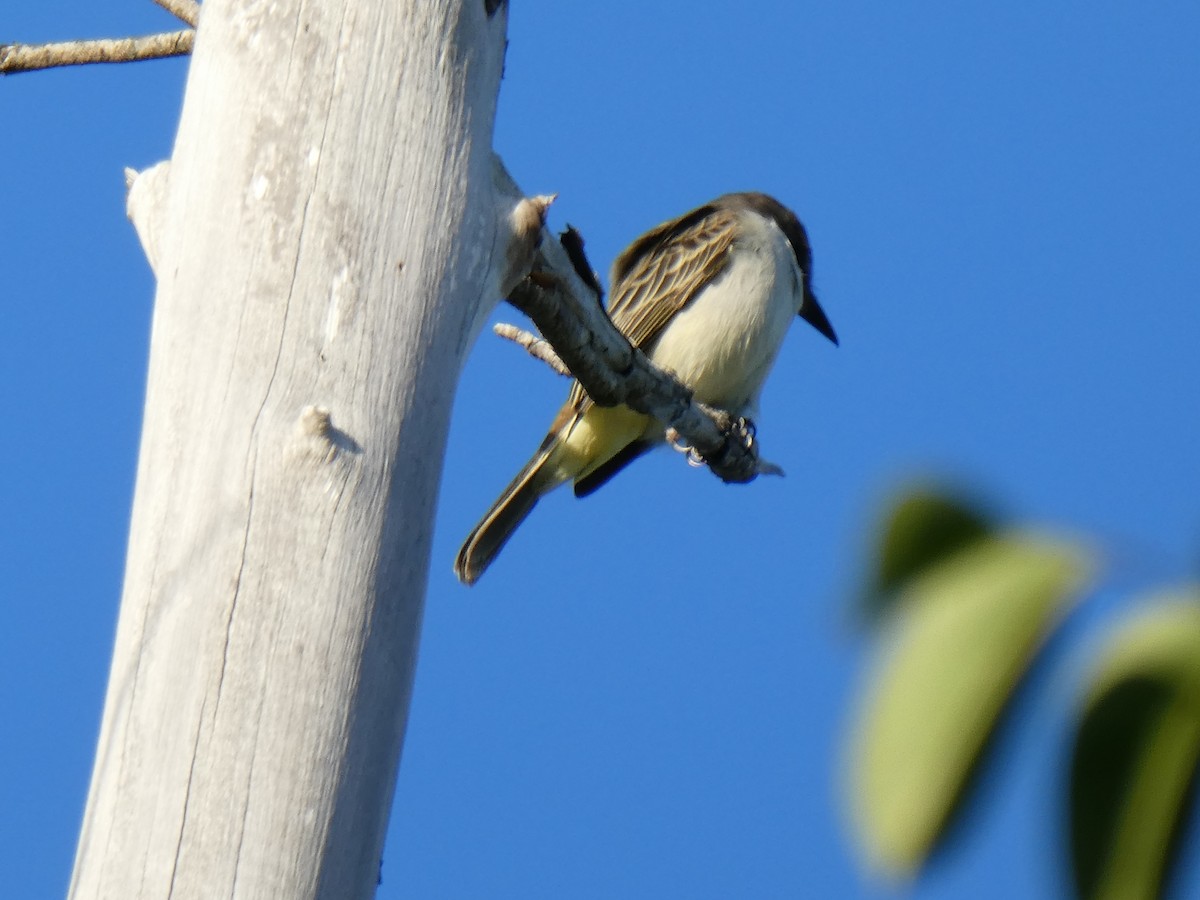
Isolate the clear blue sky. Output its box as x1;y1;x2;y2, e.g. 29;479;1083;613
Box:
4;2;1199;898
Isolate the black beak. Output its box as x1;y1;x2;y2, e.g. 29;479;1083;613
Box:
799;288;838;346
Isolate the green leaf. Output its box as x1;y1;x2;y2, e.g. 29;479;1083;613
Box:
863;487;995;623
847;533;1092;878
1070;592;1200;900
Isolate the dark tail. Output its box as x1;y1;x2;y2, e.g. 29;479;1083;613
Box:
454;447;560;585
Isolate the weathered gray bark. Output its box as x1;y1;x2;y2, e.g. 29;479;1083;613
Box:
70;2;514;897
68;0;784;893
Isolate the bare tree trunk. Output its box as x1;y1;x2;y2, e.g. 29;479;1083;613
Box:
70;2;511;897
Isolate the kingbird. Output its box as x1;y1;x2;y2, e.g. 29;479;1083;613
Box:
455;192;837;584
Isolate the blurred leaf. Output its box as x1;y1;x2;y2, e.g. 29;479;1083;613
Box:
864;487;995;623
1070;592;1200;900
848;533;1092;878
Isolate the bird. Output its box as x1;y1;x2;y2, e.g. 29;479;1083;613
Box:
454;192;838;585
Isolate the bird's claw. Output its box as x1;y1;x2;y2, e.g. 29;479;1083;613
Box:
668;416;763;480
666;427;705;467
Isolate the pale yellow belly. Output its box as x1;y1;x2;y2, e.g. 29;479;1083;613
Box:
551;404;652;483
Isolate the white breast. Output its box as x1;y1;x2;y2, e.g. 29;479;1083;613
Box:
647;212;803;417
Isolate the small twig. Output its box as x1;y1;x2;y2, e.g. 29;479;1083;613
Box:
153;0;201;27
0;30;194;75
493;323;572;376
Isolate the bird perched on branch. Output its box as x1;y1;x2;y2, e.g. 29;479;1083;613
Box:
455;192;838;585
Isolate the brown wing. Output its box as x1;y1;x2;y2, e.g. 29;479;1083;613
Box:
565;203;739;409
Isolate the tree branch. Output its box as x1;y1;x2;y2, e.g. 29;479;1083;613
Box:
0;30;194;75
